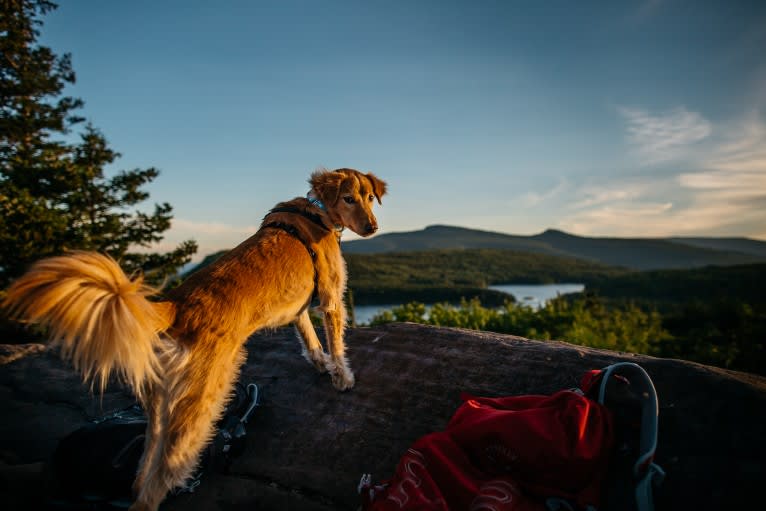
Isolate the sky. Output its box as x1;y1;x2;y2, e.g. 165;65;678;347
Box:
39;0;766;261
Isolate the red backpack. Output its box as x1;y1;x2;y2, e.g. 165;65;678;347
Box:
359;362;664;511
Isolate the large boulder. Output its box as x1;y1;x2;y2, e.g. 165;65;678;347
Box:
1;322;764;510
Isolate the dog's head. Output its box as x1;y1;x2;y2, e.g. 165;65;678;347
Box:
309;168;387;237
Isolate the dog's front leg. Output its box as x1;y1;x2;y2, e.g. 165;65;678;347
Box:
294;308;331;373
321;301;354;391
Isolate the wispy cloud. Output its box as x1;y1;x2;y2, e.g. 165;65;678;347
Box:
678;169;766;197
707;112;766;172
560;109;766;239
559;176;680;237
619;106;712;165
517;178;569;207
171;218;259;236
571;181;651;209
132;219;259;262
674;111;766;234
561;201;674;237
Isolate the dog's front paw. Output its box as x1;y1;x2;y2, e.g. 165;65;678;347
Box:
331;366;355;391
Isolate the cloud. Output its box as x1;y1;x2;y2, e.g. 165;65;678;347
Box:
707;112;766;171
678;169;766;196
673;112;766;232
130;218;259;262
559;178;681;237
171;218;259;236
684;111;766;190
558;182;761;238
517;178;569;207
560;110;766;238
619;106;712;165
561;202;673;236
571;182;650;209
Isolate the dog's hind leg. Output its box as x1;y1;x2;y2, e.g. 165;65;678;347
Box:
132;384;165;499
133;344;186;502
130;342;246;511
129;381;176;511
294;308;331;373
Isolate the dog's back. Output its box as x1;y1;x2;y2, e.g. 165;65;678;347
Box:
165;197;338;343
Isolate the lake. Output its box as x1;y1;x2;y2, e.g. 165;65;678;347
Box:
352;283;585;325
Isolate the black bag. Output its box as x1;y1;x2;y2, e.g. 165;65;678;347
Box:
45;382;261;510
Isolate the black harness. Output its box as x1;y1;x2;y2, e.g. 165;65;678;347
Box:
261;205;338;301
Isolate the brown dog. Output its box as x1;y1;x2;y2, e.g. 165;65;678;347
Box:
3;167;387;511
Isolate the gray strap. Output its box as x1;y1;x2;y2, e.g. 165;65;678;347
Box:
597;362;664;511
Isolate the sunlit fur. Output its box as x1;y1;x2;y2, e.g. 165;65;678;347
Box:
3;251;170;402
2;168;386;511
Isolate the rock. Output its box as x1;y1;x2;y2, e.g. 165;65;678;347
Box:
1;322;764;510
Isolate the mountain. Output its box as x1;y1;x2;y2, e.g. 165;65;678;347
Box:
669;237;766;258
341;225;766;270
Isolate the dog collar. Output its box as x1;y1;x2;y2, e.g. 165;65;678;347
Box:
307;193;345;234
307;193;326;211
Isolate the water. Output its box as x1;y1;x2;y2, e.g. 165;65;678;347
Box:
352;283;585;325
487;283;585;310
353;303;403;325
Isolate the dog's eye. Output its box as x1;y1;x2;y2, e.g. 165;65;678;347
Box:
343;196;355;204
368;194;374;201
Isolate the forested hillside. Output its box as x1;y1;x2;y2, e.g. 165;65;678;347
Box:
345;248;626;304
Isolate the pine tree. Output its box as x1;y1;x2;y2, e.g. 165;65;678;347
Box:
0;0;196;287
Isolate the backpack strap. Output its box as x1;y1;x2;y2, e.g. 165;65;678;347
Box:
596;362;665;511
213;383;261;456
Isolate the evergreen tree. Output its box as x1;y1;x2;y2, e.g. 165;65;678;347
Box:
0;0;196;287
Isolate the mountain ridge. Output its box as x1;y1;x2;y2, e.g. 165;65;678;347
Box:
341;225;766;270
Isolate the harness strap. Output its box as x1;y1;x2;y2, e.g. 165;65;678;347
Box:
269;205;330;232
262;220;320;300
261;203;337;302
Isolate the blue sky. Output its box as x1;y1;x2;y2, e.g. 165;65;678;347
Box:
41;1;766;260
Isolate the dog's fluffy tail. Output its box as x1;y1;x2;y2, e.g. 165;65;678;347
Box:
2;251;173;400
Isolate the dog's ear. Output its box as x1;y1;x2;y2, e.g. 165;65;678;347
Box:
366;172;387;204
309;169;346;205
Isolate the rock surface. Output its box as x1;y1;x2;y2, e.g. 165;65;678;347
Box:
1;322;765;510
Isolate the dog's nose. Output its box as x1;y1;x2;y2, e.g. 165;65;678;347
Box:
365;222;378;234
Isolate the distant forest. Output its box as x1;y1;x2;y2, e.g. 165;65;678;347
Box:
345;249;626;305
